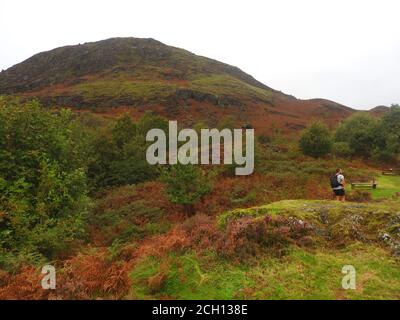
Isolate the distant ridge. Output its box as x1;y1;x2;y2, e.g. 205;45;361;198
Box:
370;105;390;115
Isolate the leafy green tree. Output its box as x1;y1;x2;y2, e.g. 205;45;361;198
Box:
137;111;169;137
299;122;333;158
161;164;213;215
0;99;89;269
373;105;400;161
87;112;167;188
87;130;119;188
111;114;137;148
108;136;159;186
335;113;378;157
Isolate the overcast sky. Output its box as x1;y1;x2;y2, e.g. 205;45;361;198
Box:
1;0;399;110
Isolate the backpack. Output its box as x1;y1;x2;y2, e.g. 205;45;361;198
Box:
330;174;341;188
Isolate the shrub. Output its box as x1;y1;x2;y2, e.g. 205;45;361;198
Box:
258;134;271;145
161;164;214;215
111;114;137;148
181;214;222;250
373;105;400;161
0;266;52;300
56;250;130;299
333;107;400;161
299;122;333;158
88;183;171;246
347;190;372;202
335;113;378;157
87;113;165;188
136;111;169;136
216;215;313;260
333;142;352;158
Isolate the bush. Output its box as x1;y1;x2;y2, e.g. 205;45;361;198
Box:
181;214;222;250
335;113;378;157
87;113;167;188
347;190;372;202
161;164;213;215
258;134;271;145
333;107;400;161
136;111;169;136
373;105;400;161
333;142;352;158
216;215;313;260
299;122;333;158
89;187;169;246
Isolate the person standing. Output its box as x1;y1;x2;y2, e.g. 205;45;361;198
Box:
331;168;346;201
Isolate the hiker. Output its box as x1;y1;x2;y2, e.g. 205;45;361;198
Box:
331;168;346;201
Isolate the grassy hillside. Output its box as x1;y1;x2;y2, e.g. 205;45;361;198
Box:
0;38;354;134
0;38;284;107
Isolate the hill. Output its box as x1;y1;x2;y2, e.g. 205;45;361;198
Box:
0;37;355;133
370;105;390;116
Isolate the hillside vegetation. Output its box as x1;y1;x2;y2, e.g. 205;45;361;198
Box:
0;38;353;135
0;98;399;300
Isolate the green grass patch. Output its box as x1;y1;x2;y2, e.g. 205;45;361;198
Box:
249;244;400;300
71;79;179;102
219;198;400;228
370;175;400;199
129;245;400;300
190;74;273;101
129;252;253;300
218;199;372;228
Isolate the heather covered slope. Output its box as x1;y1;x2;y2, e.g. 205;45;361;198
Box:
0;37;354;133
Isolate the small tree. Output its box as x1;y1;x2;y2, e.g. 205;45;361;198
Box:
0;99;89;268
161;164;213;215
111;114;137;149
137;111;168;137
374;105;400;161
335;113;378;157
299;122;333;157
88;112;166;188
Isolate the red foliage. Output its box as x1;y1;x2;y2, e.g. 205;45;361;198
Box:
129;227;190;262
215;215;314;260
57;250;130;299
181;214;222;250
0;250;130;300
0;266;53;300
196;173;331;215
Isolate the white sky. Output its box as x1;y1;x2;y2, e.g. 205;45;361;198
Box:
1;0;399;110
